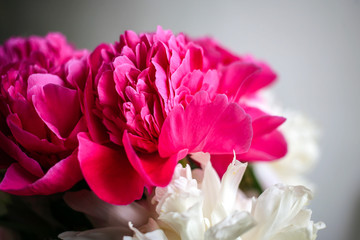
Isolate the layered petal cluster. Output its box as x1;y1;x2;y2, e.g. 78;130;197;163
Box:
0;33;88;195
58;154;324;240
80;26;286;204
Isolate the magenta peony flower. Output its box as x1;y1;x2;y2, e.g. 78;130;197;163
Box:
80;26;285;205
0;33;88;195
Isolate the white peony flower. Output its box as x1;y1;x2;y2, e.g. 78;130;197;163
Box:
126;153;255;240
125;154;324;240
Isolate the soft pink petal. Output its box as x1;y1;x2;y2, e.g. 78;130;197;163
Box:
123;130;187;187
78;132;145;205
32;83;81;139
158;91;252;157
0;150;82;195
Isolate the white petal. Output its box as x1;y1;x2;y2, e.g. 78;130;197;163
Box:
201;159;221;221
210;157;247;224
125;222;168;240
219;158;247;215
159;201;205;240
242;184;323;240
205;211;255;240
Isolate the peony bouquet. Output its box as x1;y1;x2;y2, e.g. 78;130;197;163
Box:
0;26;324;239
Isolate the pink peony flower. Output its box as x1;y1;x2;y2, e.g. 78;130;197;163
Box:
80;27;256;205
0;33;88;195
80;26;286;205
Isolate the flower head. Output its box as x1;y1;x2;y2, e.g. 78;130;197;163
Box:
79;27;258;204
0;33;88;195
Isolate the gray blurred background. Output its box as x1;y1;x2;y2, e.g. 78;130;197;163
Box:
1;0;359;239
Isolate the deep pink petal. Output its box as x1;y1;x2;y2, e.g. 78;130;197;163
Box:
0;150;82;195
84;75;109;144
238;130;287;161
252;115;286;138
32;83;81;139
10;98;46;139
98;70;118;106
240;57;277;95
158;91;252;157
7;114;65;153
78;132;145;205
66;58;87;90
123;130;187;187
218;62;260;101
209;154;234;178
0;131;44;177
0;163;37;194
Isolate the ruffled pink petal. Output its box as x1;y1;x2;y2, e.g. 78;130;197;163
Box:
238;130;287;161
0;131;44;177
78;132;145;205
84;74;109;144
0;150;82;195
32;83;81;139
123;130;188;187
158;91;252;157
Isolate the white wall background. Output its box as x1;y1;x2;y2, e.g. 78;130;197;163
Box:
1;1;360;239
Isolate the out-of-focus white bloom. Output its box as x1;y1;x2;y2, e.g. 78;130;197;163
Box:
254;111;320;190
247;90;320;190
